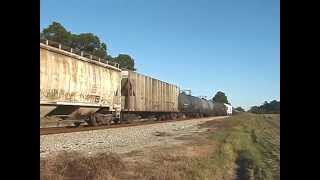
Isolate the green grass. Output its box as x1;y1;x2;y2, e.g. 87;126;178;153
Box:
129;113;280;180
197;113;280;180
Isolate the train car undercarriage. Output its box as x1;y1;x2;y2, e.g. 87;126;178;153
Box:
40;104;121;128
40;106;212;128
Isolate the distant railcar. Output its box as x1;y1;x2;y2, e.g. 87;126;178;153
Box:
224;103;233;115
178;92;228;117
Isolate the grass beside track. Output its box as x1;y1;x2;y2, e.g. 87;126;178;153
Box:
40;113;280;180
196;113;280;180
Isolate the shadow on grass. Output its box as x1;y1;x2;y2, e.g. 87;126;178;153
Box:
235;150;269;180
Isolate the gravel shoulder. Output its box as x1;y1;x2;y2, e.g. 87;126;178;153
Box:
40;116;229;158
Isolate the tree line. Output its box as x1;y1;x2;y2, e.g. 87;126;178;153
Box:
211;91;280;114
233;101;280;114
248;100;280;114
40;22;135;71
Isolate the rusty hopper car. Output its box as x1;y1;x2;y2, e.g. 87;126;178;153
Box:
121;70;180;120
40;42;122;127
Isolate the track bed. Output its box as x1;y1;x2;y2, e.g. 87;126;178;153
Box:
40;116;222;135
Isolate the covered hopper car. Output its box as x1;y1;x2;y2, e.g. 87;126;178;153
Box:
40;41;122;127
120;70;182;121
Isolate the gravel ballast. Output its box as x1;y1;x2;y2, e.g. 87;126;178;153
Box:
40;116;229;158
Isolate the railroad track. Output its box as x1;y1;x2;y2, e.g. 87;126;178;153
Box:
40;116;220;135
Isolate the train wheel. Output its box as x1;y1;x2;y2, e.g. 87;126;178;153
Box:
74;122;81;127
170;113;177;120
87;114;98;126
160;115;166;121
113;119;121;124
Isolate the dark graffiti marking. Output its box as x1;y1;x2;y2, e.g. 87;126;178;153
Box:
79;93;100;103
41;89;77;101
41;88;115;105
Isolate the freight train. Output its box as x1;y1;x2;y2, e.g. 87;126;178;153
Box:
40;40;231;127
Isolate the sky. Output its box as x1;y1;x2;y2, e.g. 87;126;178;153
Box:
40;0;280;110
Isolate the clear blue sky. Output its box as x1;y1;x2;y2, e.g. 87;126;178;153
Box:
41;0;279;110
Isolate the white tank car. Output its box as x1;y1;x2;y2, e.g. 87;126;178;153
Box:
224;103;233;115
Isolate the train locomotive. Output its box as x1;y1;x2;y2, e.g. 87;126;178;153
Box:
40;40;231;127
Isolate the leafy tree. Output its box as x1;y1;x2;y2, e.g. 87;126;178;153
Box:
212;91;230;105
113;54;136;71
71;33;108;58
249;100;280;114
41;21;136;70
269;100;280;112
235;106;245;112
42;22;72;46
248;106;260;113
